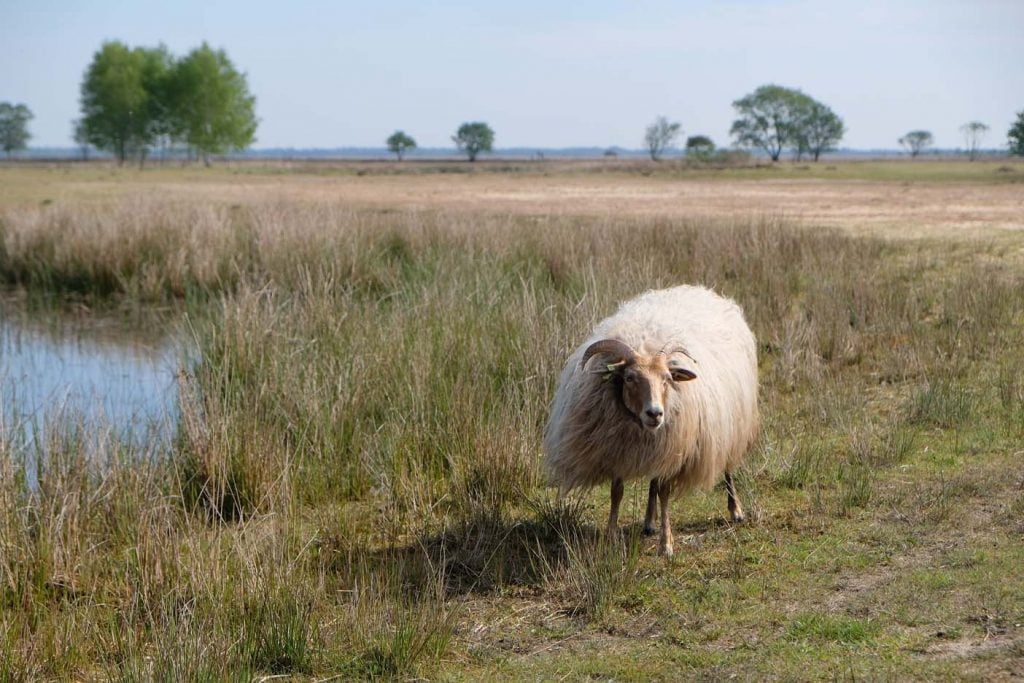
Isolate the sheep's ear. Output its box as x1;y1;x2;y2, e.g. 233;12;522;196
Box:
669;366;697;382
601;360;627;382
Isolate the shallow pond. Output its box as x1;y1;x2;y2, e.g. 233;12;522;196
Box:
0;304;181;452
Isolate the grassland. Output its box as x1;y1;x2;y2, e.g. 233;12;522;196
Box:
3;157;1023;240
1;160;1023;680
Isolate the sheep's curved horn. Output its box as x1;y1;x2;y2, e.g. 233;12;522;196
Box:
581;339;636;369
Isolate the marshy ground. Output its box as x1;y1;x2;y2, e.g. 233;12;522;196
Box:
1;159;1022;680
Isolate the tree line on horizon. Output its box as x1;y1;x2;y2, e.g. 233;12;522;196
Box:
639;86;1013;164
636;85;846;163
3;47;1024;162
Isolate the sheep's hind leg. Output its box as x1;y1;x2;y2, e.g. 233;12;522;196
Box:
725;470;745;523
658;480;674;557
642;479;658;536
606;477;624;538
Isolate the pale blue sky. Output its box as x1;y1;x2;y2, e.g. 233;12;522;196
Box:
2;0;1022;150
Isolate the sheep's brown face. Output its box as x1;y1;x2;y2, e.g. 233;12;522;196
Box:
582;339;697;432
619;356;697;431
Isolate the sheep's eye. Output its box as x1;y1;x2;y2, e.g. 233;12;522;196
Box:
624;374;635;384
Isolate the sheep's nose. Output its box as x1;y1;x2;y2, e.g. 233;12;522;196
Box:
645;406;663;419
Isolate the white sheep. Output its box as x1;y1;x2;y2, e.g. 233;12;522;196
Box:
543;285;759;556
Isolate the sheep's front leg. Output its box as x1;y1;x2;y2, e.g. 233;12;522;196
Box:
658;480;674;557
642;479;659;536
606;477;624;538
725;470;745;523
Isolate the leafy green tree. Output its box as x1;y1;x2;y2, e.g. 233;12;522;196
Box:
793;100;845;162
452;122;494;161
685;135;715;160
644;116;681;161
139;45;182;164
960;121;989;161
79;41;153;164
898;130;933;157
0;102;33;157
78;41;256;166
1009;111;1024;156
172;43;257;165
730;85;811;161
386;130;416;160
80;43;180;167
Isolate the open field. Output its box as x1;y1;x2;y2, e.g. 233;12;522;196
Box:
1;160;1023;680
2;158;1023;240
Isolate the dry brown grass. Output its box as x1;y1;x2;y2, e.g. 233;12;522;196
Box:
2;159;1023;241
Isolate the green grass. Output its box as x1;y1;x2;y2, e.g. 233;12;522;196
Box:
786;613;881;644
1;180;1023;679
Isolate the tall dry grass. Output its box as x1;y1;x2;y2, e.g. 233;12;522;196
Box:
1;198;1023;678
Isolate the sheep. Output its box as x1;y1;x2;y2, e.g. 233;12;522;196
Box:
543;285;759;557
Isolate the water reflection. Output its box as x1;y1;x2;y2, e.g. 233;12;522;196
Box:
0;305;181;450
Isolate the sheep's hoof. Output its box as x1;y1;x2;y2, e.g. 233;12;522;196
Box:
659;543;674;558
642;525;657;537
730;511;746;524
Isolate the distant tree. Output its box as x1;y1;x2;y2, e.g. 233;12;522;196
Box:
120;44;178;167
644;116;681;161
603;148;619;158
960;121;989;161
452;121;494;161
171;43;257;166
793;100;845;162
72;118;91;160
898;130;933;157
79;41;256;166
79;42;151;164
1009;111;1024;156
729;85;812;161
0;102;33;158
685;135;715;160
386;130;416;160
140;45;182;164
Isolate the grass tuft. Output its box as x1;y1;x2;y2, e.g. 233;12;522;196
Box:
786;613;881;645
907;378;979;429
